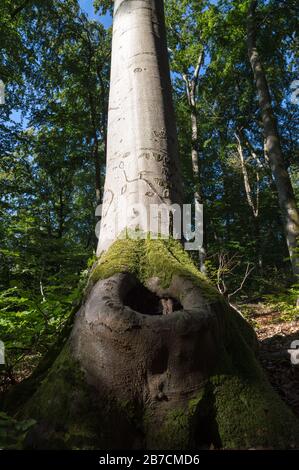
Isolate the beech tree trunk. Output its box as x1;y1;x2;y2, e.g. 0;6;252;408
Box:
247;0;299;279
97;0;181;255
5;0;299;450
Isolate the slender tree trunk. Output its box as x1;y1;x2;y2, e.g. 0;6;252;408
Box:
182;50;206;272
88;91;102;205
190;103;206;273
97;64;109;170
235;131;262;271
247;0;299;279
93;134;101;205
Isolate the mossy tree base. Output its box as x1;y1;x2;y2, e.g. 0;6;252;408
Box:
5;238;299;449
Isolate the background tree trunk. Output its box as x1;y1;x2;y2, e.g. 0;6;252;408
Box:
247;0;299;279
235;131;262;271
182;49;206;273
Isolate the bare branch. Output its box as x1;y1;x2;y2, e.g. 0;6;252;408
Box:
228;263;255;299
193;49;205;85
182;73;192;106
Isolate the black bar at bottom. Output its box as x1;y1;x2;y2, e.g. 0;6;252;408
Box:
0;450;297;468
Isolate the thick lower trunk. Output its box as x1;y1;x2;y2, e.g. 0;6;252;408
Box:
5;239;299;449
247;0;299;279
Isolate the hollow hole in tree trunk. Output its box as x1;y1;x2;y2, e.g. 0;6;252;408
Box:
123;283;183;316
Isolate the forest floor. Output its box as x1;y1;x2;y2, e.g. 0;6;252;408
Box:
238;302;299;418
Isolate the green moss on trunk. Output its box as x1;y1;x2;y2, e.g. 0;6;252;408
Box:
18;344;145;449
19;345;101;449
91;237;219;299
3;237;299;449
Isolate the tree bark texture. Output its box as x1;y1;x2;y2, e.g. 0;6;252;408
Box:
97;0;182;255
182;50;206;272
247;0;299;278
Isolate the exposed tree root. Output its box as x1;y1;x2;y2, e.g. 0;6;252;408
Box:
3;239;299;449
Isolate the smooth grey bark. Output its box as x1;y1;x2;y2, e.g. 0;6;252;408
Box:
182;50;204;207
235;131;263;270
247;0;299;279
70;271;225;448
235;132;259;220
182;50;207;273
97;0;182;255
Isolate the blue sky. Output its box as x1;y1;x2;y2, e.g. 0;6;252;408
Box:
78;0;112;28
